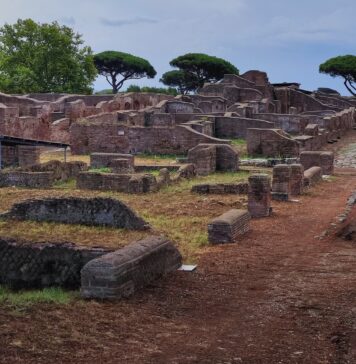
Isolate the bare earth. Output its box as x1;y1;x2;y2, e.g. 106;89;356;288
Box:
1;141;356;363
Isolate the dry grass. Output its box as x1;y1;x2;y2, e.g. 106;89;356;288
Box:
0;166;249;262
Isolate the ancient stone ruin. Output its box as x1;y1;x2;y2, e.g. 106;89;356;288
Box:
208;209;251;244
0;238;110;289
81;236;182;299
248;174;272;218
2;197;150;230
0;68;354;302
0;70;354;169
272;164;292;201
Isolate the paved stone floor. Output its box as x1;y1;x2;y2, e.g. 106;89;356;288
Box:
335;143;356;168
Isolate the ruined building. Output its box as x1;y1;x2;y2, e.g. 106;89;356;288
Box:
0;70;355;165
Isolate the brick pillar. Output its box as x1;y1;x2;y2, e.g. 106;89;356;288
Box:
320;152;334;175
290;164;304;196
272;164;291;201
18;146;40;168
248;174;271;218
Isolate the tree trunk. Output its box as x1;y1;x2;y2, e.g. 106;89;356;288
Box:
344;78;356;96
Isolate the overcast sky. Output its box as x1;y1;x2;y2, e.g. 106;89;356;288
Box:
0;0;355;94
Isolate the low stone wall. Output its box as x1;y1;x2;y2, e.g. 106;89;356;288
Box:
248;174;271;218
300;151;334;175
110;158;134;173
134;165;180;173
3;197;149;230
214;116;274;139
0;171;54;188
304;167;322;187
208;209;251;244
0;238;110;289
192;182;248;195
24;160;88;181
247;128;300;157
77;172;158;193
81;236;182;299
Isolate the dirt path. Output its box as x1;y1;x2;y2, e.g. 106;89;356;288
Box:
1;154;356;363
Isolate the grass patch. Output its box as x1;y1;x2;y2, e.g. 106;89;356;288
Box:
0;219;150;249
88;167;112;173
144;214;209;262
230;138;246;146
52;178;77;189
0;286;74;309
137;153;182;161
40;150;90;164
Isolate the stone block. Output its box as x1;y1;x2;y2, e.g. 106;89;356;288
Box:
215;144;239;172
272;164;291;201
248;174;271;218
208;209;251;244
187;144;216;176
304;166;322;187
80;236;182;299
110;158;134;174
290;164;304;195
300;151;334;175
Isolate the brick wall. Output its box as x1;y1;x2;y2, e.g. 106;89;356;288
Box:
0;238;110;289
0;171;54;188
247;128;300;157
70;121;230;155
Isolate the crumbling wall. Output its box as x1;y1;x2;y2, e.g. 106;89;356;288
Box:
0;171;54;188
300;151;334;175
0;238;110;289
3;197;150;230
70;121;230;155
214;116;274;139
247;128;300;157
24;160;88;181
77;172;158;194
